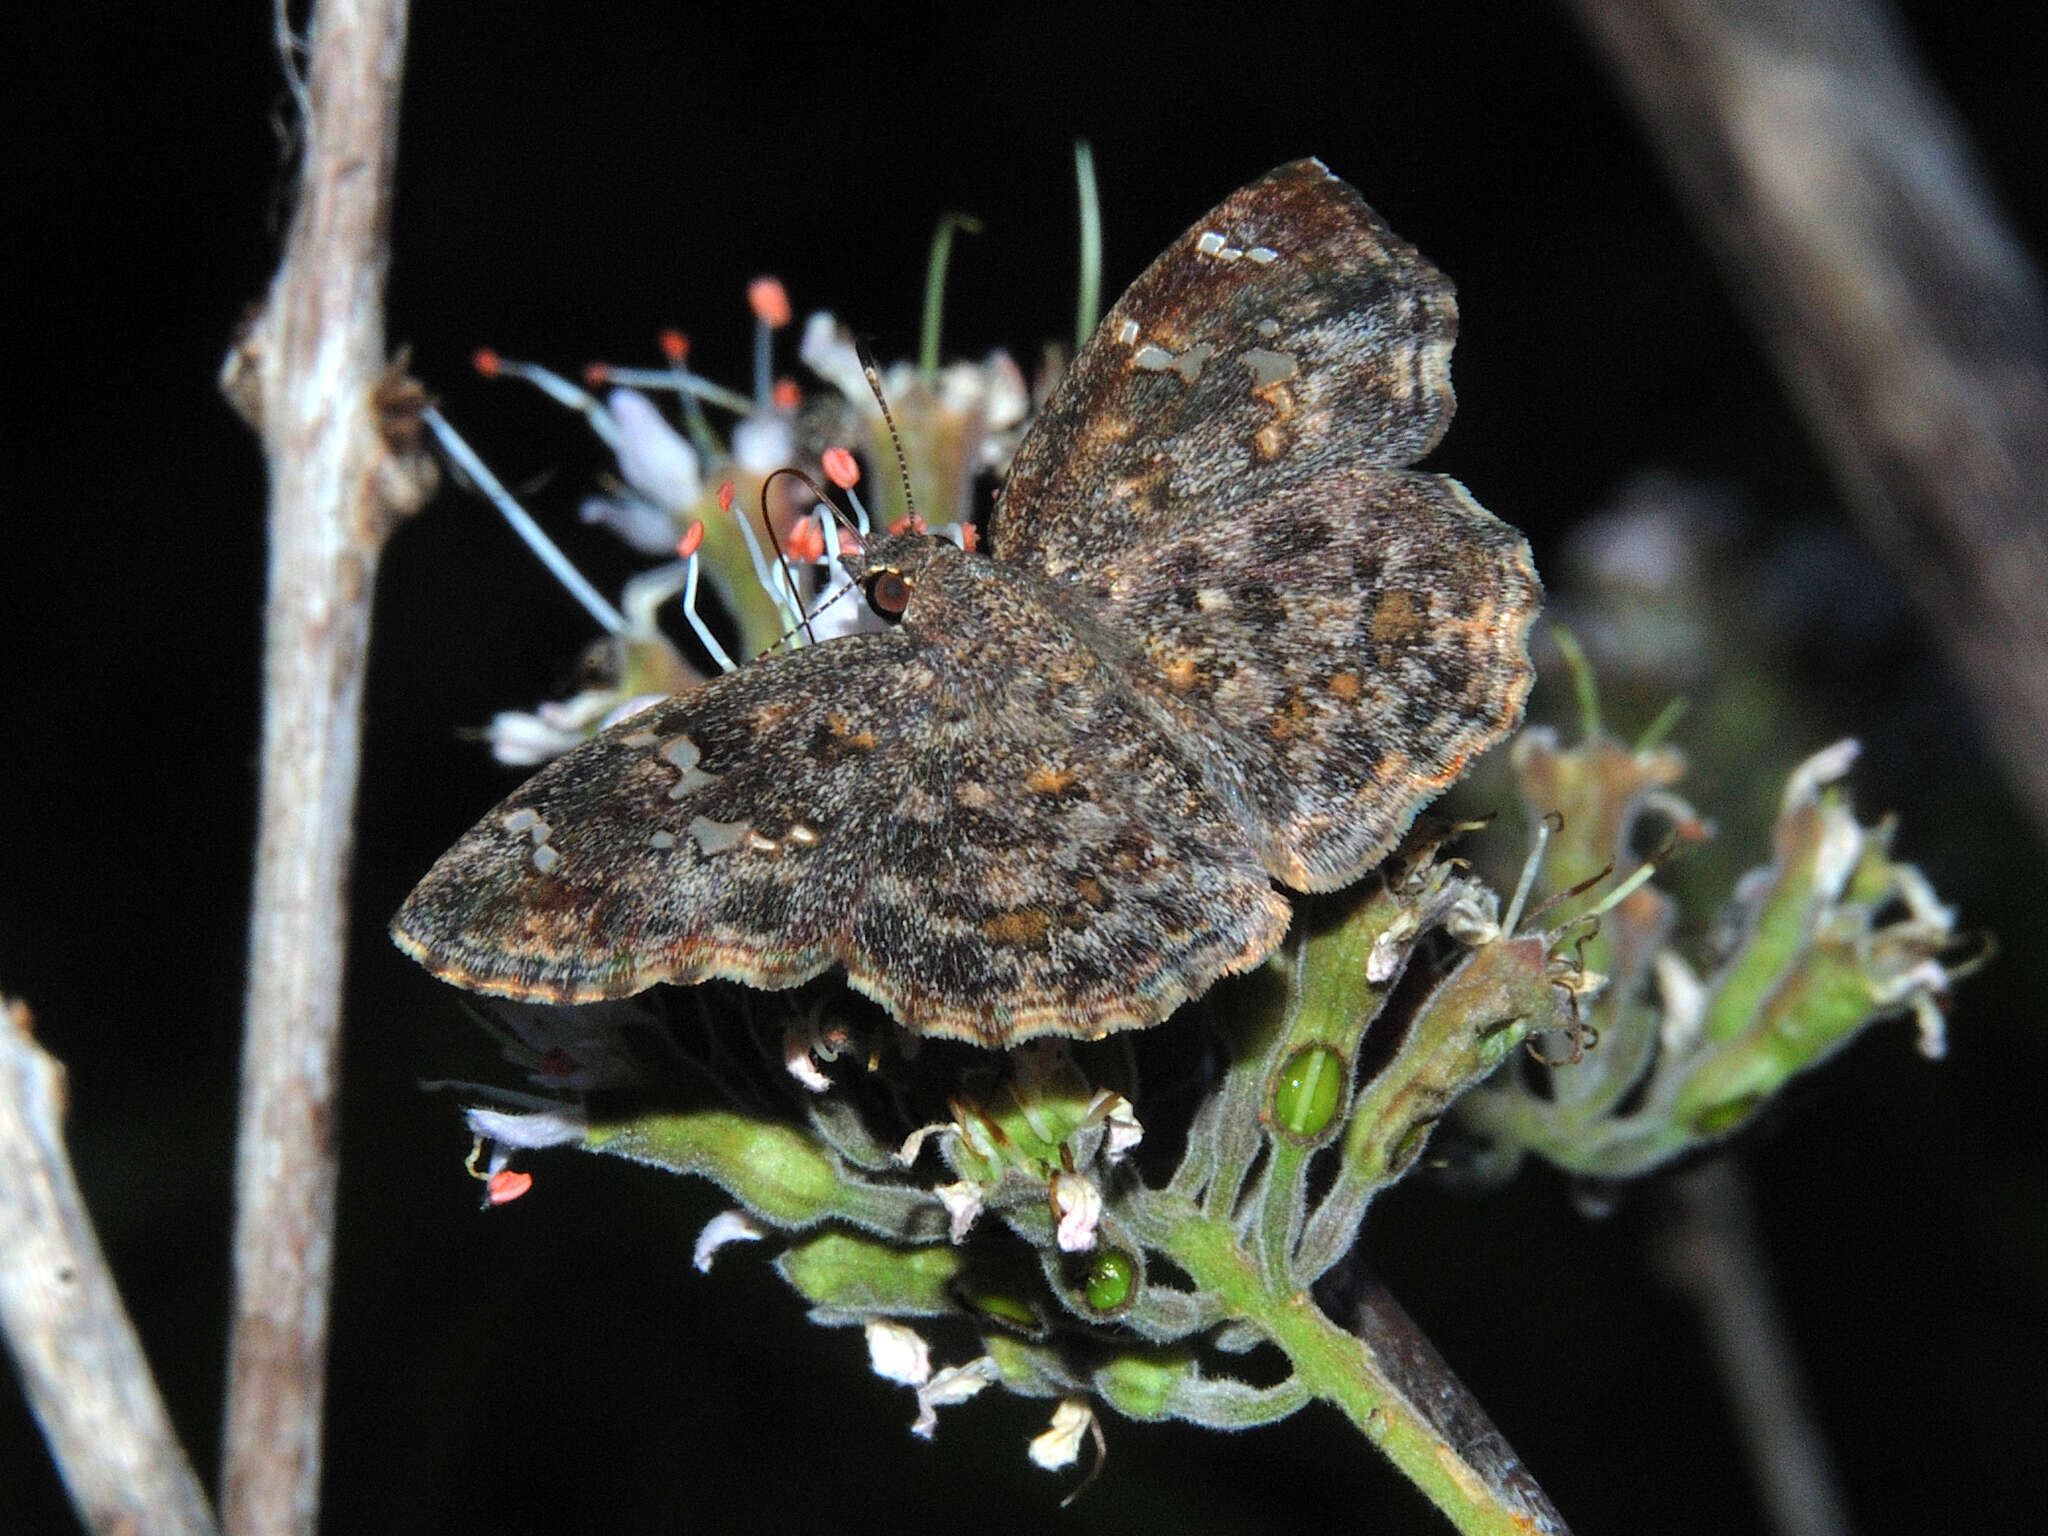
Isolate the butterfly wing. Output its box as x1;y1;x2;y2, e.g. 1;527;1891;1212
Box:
990;159;1458;575
393;606;1288;1044
990;159;1537;892
1085;469;1539;891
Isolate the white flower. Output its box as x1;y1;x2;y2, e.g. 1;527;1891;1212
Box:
464;1103;586;1150
609;388;701;510
731;412;793;474
1027;1399;1095;1471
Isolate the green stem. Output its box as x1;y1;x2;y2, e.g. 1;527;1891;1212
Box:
1137;1200;1549;1536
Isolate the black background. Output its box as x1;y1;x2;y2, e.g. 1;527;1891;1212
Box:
6;4;2045;1532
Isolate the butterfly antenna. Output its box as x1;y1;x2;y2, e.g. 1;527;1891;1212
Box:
755;468;823;649
760;464;875;649
1073;138;1103;352
855;341;923;534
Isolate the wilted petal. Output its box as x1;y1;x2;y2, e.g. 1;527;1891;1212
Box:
935;1180;984;1243
910;1356;999;1439
783;1023;832;1093
864;1320;931;1387
1781;738;1861;813
1050;1170;1102;1253
1095;1093;1144;1164
1027;1399;1095;1471
894;1122;954;1167
692;1210;767;1272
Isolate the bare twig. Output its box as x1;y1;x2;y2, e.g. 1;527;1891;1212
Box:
1321;1258;1577;1536
218;2;429;1533
0;996;218;1536
1572;0;2048;838
1657;1159;1854;1536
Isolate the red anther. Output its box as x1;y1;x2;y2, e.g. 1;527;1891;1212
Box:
676;520;706;558
888;515;916;536
772;378;802;411
786;519;825;561
717;481;736;513
472;347;502;379
487;1170;534;1206
659;328;690;363
959;523;980;553
821;446;861;489
582;362;613;386
748;276;793;329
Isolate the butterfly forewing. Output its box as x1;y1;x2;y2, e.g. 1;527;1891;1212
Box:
393;549;1292;1043
990;159;1458;577
393;634;924;1004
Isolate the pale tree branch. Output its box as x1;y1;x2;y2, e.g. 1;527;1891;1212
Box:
217;1;431;1533
0;996;218;1536
1572;0;2048;839
1657;1159;1854;1536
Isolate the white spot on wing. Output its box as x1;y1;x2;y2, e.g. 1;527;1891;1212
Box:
1196;231;1226;255
689;816;753;856
1132;341;1217;383
1115;318;1139;345
502;808;540;834
531;844;561;874
1243;348;1300;387
1248;246;1278;264
662;734;720;798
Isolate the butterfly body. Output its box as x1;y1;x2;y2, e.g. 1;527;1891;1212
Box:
393;160;1541;1046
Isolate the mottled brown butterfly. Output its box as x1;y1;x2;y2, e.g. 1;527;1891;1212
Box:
392;159;1540;1046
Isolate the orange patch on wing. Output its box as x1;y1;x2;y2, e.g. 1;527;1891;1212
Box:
983;908;1052;945
1027;765;1079;796
1269;692;1315;741
1327;670;1361;701
1370;591;1424;645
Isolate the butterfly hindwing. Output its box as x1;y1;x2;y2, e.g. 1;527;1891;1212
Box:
1086;469;1541;890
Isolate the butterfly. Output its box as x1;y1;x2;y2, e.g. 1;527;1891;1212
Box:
392;159;1540;1047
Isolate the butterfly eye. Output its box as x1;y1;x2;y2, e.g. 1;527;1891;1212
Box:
865;569;912;622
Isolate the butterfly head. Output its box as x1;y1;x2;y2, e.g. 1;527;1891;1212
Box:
837;525;966;627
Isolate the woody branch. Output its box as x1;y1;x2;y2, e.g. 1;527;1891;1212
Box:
217;1;430;1534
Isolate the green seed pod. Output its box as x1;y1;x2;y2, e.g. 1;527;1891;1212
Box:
1083;1249;1137;1313
1272;1044;1347;1140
